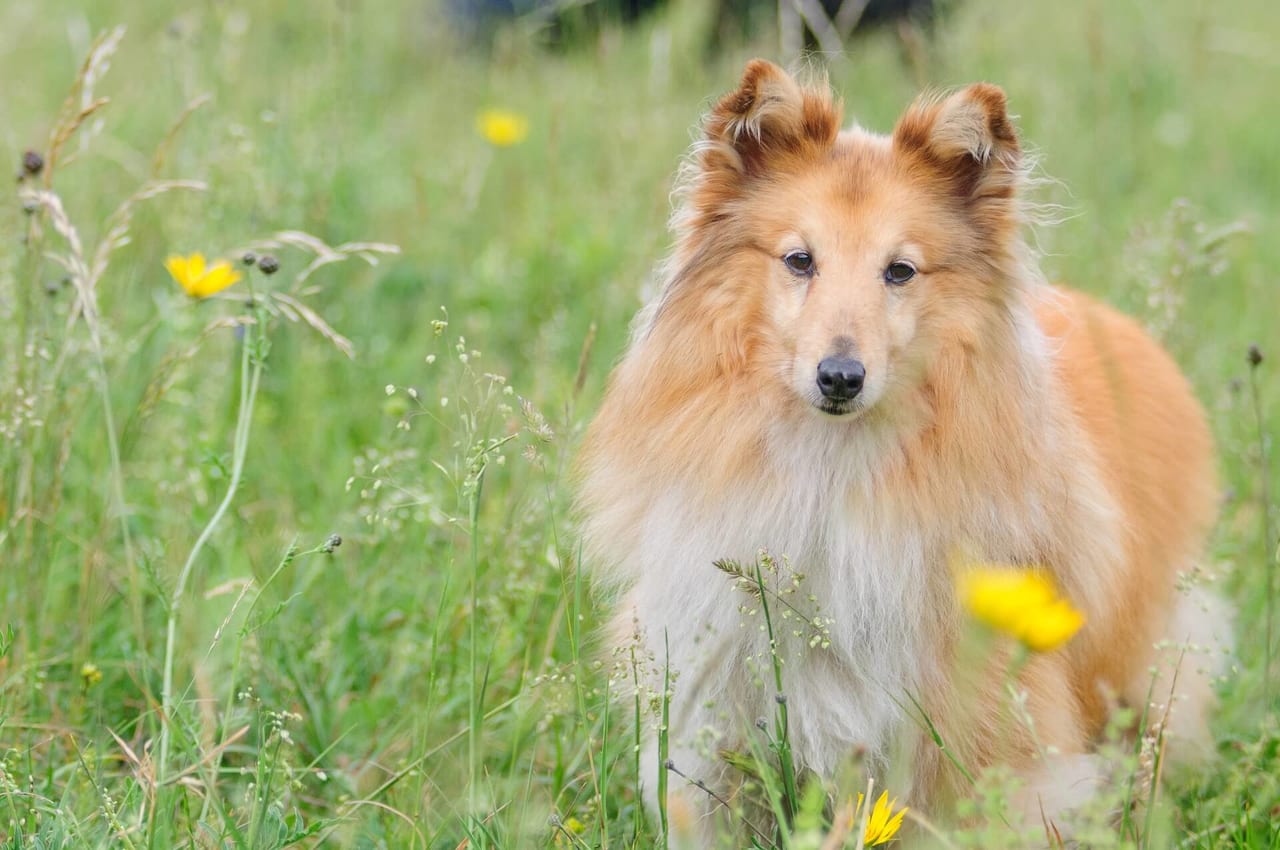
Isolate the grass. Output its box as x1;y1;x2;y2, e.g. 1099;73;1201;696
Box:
1;0;1278;846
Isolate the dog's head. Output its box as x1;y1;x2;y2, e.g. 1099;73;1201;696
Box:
651;60;1030;420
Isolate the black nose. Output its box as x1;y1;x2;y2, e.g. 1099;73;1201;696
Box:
816;356;866;401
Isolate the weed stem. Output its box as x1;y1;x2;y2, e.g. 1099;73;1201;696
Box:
157;309;263;785
1247;346;1274;700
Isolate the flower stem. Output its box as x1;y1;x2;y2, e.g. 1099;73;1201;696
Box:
657;633;670;848
1246;355;1275;702
157;313;262;785
93;349;145;653
754;559;798;825
467;464;484;815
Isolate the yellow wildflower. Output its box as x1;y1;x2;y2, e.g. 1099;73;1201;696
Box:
165;252;242;299
858;790;907;846
80;662;103;689
958;564;1085;652
551;814;587;846
477;109;529;147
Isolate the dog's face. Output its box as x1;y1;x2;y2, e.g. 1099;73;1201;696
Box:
750;158;940;417
655;61;1025;421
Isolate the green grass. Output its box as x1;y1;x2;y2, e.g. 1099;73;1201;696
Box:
1;0;1278;846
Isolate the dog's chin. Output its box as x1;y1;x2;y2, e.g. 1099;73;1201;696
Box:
789;380;874;420
812;398;865;418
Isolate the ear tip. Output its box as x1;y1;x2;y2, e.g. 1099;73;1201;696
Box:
733;59;789;102
963;82;1010;113
716;59;796;120
959;83;1019;147
740;58;787;86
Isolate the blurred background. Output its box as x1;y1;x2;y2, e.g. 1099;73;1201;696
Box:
2;0;1278;846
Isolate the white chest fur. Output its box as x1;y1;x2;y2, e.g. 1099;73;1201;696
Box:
619;417;932;778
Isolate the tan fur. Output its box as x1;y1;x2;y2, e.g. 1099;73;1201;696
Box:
577;60;1224;832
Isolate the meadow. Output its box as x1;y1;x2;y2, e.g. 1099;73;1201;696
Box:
1;0;1278;846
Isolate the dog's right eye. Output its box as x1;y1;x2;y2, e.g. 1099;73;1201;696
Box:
783;251;815;276
884;261;917;285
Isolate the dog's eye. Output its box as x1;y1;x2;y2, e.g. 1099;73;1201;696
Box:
783;251;815;276
884;261;916;285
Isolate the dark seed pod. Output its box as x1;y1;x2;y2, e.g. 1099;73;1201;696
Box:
242;251;258;266
257;254;280;275
1248;344;1263;367
22;150;44;176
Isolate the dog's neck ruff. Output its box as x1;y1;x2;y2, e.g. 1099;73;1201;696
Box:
602;296;1062;782
621;392;971;770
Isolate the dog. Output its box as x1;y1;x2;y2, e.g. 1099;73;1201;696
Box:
576;60;1228;838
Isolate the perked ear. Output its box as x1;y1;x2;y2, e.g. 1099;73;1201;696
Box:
893;84;1022;204
700;59;841;179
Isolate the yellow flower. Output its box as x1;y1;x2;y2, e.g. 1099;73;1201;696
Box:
858;790;907;846
165;252;242;299
958;563;1085;652
552;814;587;846
477;109;529;147
80;662;103;689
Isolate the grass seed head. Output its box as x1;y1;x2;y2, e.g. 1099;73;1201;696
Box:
21;150;44;176
79;663;103;689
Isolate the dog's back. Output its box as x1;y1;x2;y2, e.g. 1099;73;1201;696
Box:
1037;287;1224;750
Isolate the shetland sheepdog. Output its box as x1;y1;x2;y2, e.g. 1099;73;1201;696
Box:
576;60;1228;836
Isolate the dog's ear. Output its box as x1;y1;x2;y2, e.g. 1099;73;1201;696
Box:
700;59;841;179
893;84;1021;208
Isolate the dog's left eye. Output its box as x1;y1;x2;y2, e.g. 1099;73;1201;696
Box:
884;261;917;285
783;251;815;276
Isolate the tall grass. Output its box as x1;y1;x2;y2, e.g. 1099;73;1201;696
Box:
1;0;1278;846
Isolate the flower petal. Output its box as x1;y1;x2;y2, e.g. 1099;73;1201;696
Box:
959;563;1083;652
1020;600;1086;652
165;254;194;294
191;262;242;299
864;791;889;842
478;109;529;147
862;791;907;845
875;806;907;844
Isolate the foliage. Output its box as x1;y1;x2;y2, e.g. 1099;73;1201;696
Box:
0;0;1276;846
